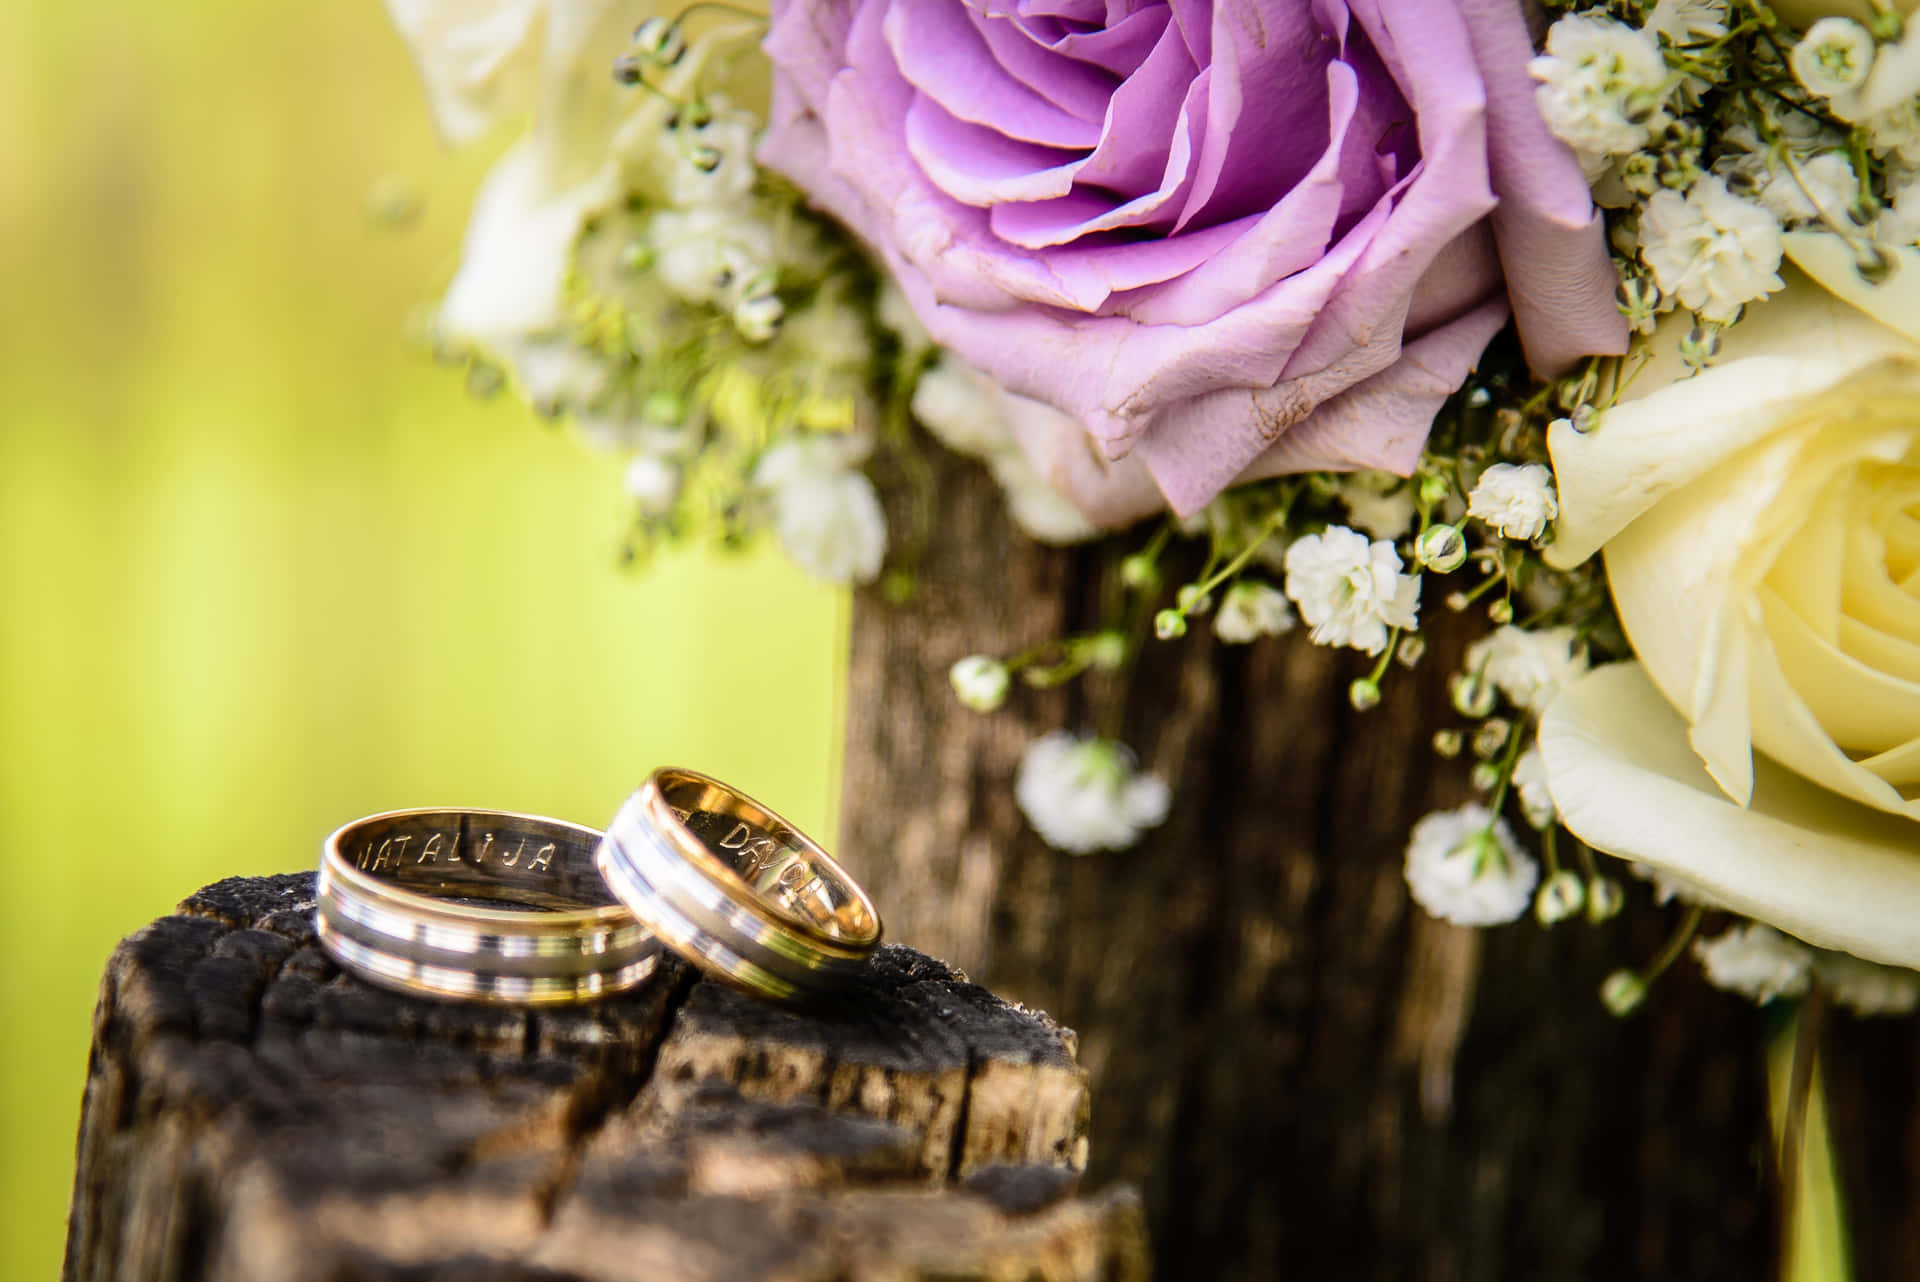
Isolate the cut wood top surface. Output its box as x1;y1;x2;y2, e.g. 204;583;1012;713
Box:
64;873;1146;1282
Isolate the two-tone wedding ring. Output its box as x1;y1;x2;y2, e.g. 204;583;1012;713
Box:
596;768;882;1001
316;808;661;1004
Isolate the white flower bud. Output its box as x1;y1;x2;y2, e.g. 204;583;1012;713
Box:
1791;17;1876;100
1535;870;1587;925
732;289;784;343
1467;463;1560;542
1154;609;1188;640
1416;523;1468;572
1586;876;1626;923
1213;581;1295;644
1600;969;1647;1016
622;454;681;517
1120;554;1160;591
1086;631;1126;672
949;655;1011;713
632;17;687;66
1450;670;1498;718
1348;677;1382;711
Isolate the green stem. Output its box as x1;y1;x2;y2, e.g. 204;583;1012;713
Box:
1484;720;1527;818
1643;904;1706;982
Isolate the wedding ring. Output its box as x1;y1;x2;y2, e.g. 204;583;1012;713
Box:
596;769;882;1000
317;808;661;1004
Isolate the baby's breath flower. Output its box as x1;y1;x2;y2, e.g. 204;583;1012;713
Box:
912;354;1008;457
1337;471;1418;539
1530;15;1671;175
1282;526;1420;656
1015;732;1171;854
1463;625;1589;713
949;655;1010;712
1214;580;1297;644
1693;924;1814;1003
1403;804;1539;926
732;287;784;342
663;99;760;208
1511;744;1557;829
1877;172;1920;245
1817;952;1920;1016
1864;98;1920;165
1467;462;1559;541
1646;0;1729;44
1638;176;1785;322
622;454;681;516
986;449;1100;546
754;439;886;584
1757;151;1857;229
1791;17;1877;100
650;206;773;305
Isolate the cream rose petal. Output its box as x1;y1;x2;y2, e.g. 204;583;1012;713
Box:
1784;235;1920;344
1540;662;1920;968
388;0;544;143
1546;271;1916;568
1597;391;1920;808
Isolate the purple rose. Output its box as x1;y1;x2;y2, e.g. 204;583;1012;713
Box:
760;0;1627;519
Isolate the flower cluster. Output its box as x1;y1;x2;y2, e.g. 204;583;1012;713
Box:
391;0;1920;1019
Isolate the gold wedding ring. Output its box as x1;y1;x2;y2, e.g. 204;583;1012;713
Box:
317;809;661;1004
596;768;882;1000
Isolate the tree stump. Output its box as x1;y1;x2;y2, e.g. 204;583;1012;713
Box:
63;873;1149;1282
843;448;1802;1280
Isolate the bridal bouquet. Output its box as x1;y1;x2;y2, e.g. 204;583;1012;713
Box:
388;0;1920;1016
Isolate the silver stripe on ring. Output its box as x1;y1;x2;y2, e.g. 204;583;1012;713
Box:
316;808;662;1004
595;770;882;1000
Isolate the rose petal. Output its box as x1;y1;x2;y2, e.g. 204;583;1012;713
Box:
1545;270;1919;569
1455;0;1627;372
885;1;1101;148
1137;291;1508;507
1785;235;1920;346
386;0;545;143
905;96;1086;207
1599;391;1916;804
1540;661;1920;968
970;4;1121;122
440;141;618;344
1001;391;1169;527
1175;0;1336;231
1763;588;1920;756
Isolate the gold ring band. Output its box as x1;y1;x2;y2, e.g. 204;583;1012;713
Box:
595;768;882;1000
317;808;661;1004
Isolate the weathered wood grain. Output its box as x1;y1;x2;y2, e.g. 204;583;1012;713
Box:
841;447;1799;1281
64;873;1147;1282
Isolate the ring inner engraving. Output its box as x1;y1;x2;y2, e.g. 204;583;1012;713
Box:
345;812;615;910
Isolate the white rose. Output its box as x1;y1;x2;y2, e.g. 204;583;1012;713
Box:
1538;249;1920;967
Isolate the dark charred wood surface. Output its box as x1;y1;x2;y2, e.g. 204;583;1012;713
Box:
841;447;1795;1282
63;873;1147;1282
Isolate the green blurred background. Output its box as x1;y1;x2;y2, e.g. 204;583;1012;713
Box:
0;2;845;1276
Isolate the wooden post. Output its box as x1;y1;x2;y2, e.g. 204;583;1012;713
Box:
63;873;1148;1282
838;448;1817;1278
